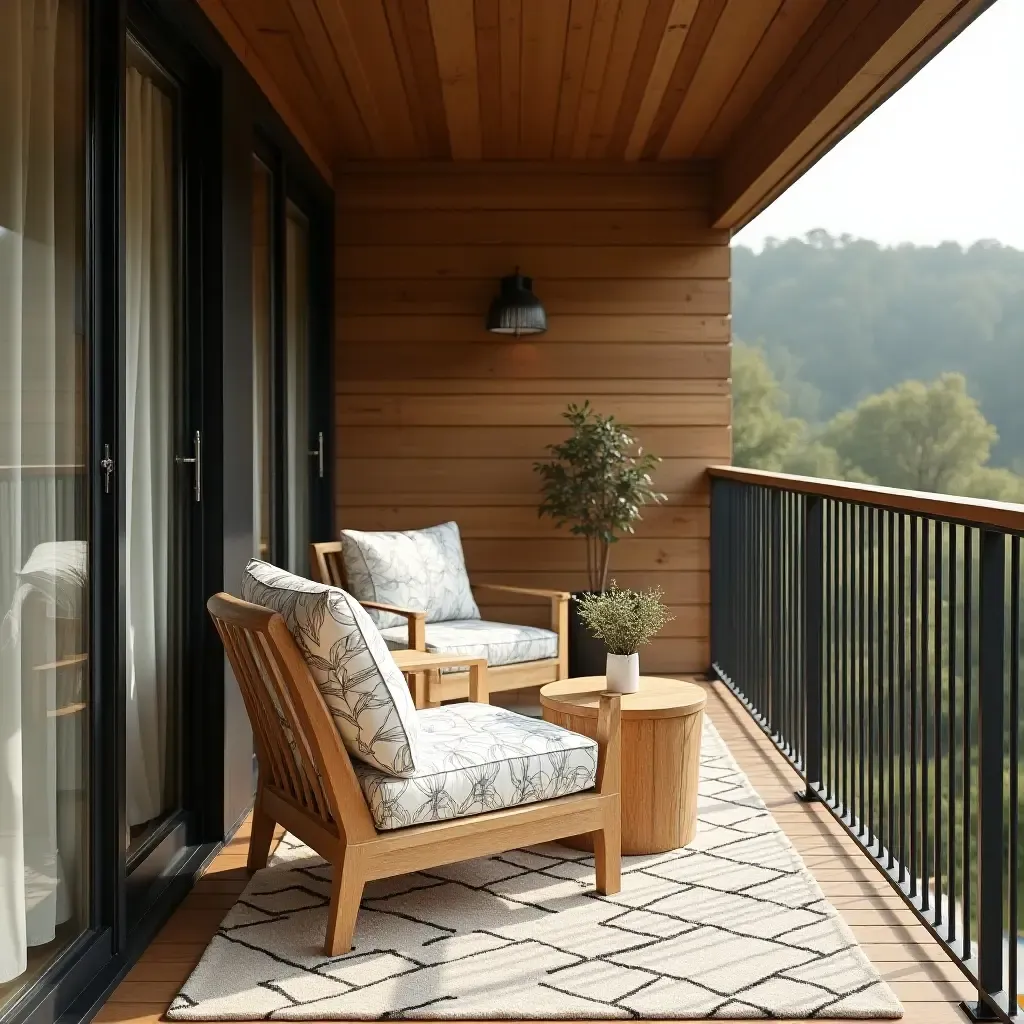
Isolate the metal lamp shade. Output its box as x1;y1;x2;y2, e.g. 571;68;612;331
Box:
486;273;548;336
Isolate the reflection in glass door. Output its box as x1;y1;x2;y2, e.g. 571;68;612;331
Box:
123;46;181;859
285;202;313;575
0;0;90;1007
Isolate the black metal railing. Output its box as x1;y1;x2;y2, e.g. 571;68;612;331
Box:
710;466;1024;1022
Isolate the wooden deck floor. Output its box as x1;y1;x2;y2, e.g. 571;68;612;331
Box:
95;681;973;1023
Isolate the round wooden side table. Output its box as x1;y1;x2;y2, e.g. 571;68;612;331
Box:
540;676;707;855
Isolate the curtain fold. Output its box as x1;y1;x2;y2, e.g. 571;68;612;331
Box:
124;66;173;830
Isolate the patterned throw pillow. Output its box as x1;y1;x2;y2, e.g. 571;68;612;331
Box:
240;559;421;778
340;521;480;629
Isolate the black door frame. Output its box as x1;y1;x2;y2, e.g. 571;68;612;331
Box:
118;3;224;926
1;0;333;1020
255;135;335;569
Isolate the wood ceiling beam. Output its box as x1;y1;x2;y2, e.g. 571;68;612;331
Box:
712;0;997;230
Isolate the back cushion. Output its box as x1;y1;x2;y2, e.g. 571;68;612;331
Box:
340;521;480;628
240;559;421;777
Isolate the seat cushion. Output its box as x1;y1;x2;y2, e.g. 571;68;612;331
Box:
379;619;558;671
240;559;421;777
354;703;597;830
339;521;479;629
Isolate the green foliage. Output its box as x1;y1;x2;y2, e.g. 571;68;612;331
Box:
534;401;665;592
821;374;997;492
574;581;673;656
733;232;1024;465
731;344;803;470
732;235;1024;503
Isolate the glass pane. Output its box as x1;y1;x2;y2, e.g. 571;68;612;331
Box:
124;55;179;855
252;159;273;561
0;0;90;1004
285;202;310;575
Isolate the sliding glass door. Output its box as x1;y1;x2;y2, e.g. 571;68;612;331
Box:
0;0;90;1010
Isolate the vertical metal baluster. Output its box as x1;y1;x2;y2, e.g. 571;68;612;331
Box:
899;514;907;885
934;520;944;927
842;502;850;817
888;510;897;871
855;505;864;833
746;487;753;706
831;500;839;805
868;507;876;848
913;516;921;892
804;495;824;800
1009;535;1020;1016
771;489;782;740
948;523;958;944
922;518;930;912
827;500;835;804
972;529;1005;1017
963;527;974;960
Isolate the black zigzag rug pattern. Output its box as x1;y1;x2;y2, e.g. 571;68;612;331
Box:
168;718;902;1020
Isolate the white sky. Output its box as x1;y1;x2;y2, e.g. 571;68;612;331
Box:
735;0;1024;251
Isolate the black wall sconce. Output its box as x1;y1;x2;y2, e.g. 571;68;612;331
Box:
486;270;547;336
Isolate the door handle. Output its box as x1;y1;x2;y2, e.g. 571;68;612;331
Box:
99;444;115;494
308;430;324;480
175;430;202;502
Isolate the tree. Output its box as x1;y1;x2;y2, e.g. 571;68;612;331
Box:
731;343;803;470
821;374;997;493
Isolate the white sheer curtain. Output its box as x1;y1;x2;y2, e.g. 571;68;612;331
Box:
0;0;74;986
124;66;173;829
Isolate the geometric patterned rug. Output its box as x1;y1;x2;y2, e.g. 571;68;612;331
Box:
167;718;902;1019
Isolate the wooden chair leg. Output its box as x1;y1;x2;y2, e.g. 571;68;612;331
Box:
247;789;276;872
325;848;365;956
593;816;621;896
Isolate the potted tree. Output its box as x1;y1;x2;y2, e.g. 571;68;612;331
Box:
534;401;664;675
575;582;673;692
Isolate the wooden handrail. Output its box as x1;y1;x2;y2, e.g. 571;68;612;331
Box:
708;465;1024;533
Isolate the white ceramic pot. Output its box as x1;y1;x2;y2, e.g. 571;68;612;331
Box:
606;652;640;694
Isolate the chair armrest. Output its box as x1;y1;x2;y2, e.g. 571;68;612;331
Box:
358;601;425;650
473;584;570;676
595;693;621;797
473;583;571;601
391;651;489;704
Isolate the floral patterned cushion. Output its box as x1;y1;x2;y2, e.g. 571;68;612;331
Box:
354;703;597;830
339;522;480;629
379;619;558;672
240;559;421;778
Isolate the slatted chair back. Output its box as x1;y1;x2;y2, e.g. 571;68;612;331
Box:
207;592;376;844
310;540;346;588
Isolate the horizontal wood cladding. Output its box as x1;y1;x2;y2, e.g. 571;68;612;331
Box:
335;164;728;672
338;395;730;427
338;210;725;246
336;246;730;280
340;314;731;343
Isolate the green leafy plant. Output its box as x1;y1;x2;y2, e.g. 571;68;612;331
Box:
534;401;665;592
574;582;673;656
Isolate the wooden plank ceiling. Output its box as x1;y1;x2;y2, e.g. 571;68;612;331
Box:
199;0;994;225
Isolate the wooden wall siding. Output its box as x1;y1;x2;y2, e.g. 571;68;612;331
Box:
196;0;993;228
336;164;727;673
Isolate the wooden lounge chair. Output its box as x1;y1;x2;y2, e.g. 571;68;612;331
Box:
208;591;622;956
310;538;569;707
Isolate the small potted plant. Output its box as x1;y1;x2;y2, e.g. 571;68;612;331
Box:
534;401;664;675
575;582;673;693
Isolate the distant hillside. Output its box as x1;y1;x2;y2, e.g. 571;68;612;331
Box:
732;232;1024;468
